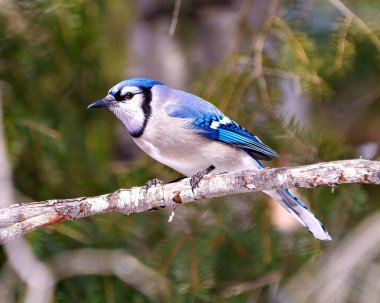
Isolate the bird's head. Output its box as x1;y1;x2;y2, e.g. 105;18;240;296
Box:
88;78;164;137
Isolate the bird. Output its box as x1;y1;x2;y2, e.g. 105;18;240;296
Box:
88;77;332;241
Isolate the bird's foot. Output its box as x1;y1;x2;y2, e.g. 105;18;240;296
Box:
144;178;164;190
190;165;215;193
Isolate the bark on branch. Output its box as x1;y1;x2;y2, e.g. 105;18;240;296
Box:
0;159;379;244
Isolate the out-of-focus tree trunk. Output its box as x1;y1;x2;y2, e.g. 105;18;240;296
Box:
0;86;54;303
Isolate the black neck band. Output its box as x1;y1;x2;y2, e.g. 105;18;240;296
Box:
129;88;152;138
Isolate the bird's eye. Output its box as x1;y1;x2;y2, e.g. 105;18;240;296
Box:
125;92;134;100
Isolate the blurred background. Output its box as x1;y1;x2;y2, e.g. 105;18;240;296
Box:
0;0;380;302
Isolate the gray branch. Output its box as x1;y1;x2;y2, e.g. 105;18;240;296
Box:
0;159;379;244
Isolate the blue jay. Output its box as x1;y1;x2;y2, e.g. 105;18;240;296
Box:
88;78;331;241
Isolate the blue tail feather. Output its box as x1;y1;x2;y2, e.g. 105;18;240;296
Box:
274;188;331;240
252;156;331;240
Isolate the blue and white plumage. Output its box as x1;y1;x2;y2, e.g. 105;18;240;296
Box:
88;78;332;241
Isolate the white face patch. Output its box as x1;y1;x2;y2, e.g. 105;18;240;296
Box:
120;86;142;97
110;93;147;136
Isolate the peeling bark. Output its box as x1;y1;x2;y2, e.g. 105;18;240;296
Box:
0;159;379;244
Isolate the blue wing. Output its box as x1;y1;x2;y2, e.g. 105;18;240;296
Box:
165;89;278;161
192;115;278;160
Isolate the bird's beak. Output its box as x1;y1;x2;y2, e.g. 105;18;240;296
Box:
87;95;116;109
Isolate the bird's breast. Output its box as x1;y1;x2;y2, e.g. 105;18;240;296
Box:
133;115;260;176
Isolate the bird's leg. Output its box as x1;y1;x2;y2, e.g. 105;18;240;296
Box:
145;175;186;191
144;178;164;190
190;165;215;193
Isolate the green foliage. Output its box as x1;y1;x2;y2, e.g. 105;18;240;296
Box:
55;275;150;303
1;1;379;302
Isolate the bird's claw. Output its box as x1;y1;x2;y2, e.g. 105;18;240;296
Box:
190;174;202;193
190;165;215;194
144;178;164;190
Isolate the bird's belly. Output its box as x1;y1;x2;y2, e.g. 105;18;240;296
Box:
133;136;261;177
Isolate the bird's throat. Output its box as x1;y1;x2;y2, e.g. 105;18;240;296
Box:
110;88;152;138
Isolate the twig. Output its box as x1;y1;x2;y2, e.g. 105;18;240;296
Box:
237;57;302;96
334;16;353;71
252;0;278;107
168;0;182;37
273;17;321;87
329;0;380;52
0;159;378;244
221;271;282;298
285;210;380;302
19;119;61;140
50;249;171;301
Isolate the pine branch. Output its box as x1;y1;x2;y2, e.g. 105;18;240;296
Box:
329;0;380;52
0;159;379;244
